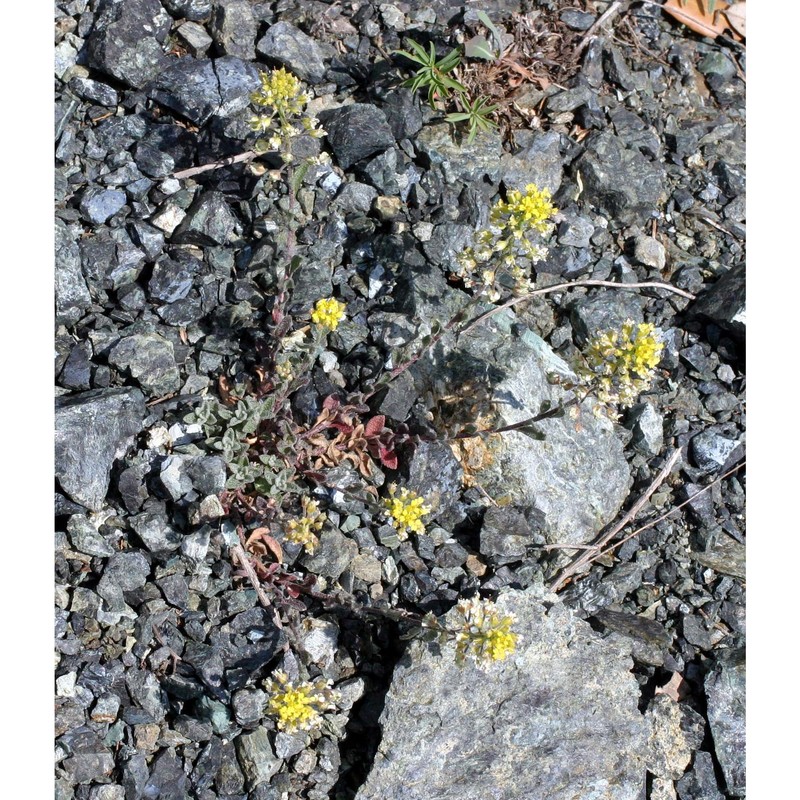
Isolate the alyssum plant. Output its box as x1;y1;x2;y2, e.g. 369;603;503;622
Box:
182;67;669;738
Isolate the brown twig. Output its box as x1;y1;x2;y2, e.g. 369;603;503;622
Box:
550;447;682;592
230;541;274;610
459;279;696;338
591;459;745;562
173;150;258;180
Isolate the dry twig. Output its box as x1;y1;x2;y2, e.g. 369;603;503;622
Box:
173;150;258;180
550;447;682;591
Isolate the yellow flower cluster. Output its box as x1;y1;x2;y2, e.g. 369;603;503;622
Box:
456;183;557;300
265;671;340;733
286;496;325;553
384;486;431;540
310;297;347;331
578;320;664;409
454;598;518;666
249;68;325;159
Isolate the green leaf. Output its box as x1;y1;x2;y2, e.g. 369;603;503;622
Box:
464;35;496;61
437;47;462;72
477;10;504;53
517;424;546;441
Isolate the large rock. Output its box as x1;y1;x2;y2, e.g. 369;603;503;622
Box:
576;131;667;225
256;21;329;84
55;388;146;511
147;57;260;125
415;123;503;185
109;331;180;396
705;650;745;796
356;592;647;800
500;130;564;194
690;263;745;342
87;0;172;88
318;104;395;170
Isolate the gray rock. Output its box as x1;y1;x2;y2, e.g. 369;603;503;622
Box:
173;191;240;246
705;651;745;796
88;785;124;800
109;332;180;396
546;85;595;113
256;21;328;83
645;695;705;779
690;263;745;341
235;726;282;787
149;253;199;304
690;429;742;472
557;211;594;247
177;21;213;56
55;220;92;327
162;0;213;21
133;142;175;179
319;104;395;169
55;388;146;511
300;528;358;580
691;533;745;580
87;0;171;88
500;130;563;194
356;593;647;800
561;9;596;30
480;506;537;561
147;56;260;125
406;440;465;531
62;751;115;785
67;515;115;557
604;45;637;91
676;751;725;800
299;618;339;667
570;291;644;345
632;232;667;270
144;747;186;799
211;0;257;59
68;77;119;107
627;402;664;456
130;510;183;553
576;131;667;224
80;188;127;224
415;123;503;184
274;731;307;759
232;688;266;728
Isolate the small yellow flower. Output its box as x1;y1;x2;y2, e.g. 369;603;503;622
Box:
286;496;325;553
264;671;340;733
578;320;664;409
311;297;346;331
384;486;431;540
454;598;518;665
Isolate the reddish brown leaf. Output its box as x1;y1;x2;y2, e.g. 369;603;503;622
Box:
655;671;689;702
365;415;386;437
723;2;746;37
662;0;731;39
218;376;238;406
379;447;398;470
322;394;341;411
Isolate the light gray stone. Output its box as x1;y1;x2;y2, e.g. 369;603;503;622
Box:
705;650;745;796
645;695;705;779
55;388;146;511
416;123;503;185
55;220;92;327
356;592;647;800
109;332;180;396
235;726;282;788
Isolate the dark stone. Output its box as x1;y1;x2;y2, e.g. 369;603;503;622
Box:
690;263;745;341
109;331;181;396
676;751;725;800
55;388;146;511
301;528;359;580
147;57;260;125
149;251;201;303
192;738;222;792
128;220;165;261
87;0;171;88
500;130;563;194
235;726;282;788
603;44;637;90
381;87;424;141
133;142;175;179
211;0;257;59
406;440;465;531
122;753;150;800
173;191;240;246
690;429;743;473
62;751;115;785
480;506;536;561
319;104;395;170
570;291;644;345
162;0;213;22
256;21;328;83
68;76;119;107
79;187;126;224
60;341;93;390
144;748;187;800
575;131;667;225
713;161;745;197
705;650;745;796
130;509;183;554
560;9;595;30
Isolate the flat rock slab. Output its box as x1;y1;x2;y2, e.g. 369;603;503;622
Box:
55;388;146;511
705;650;745;796
356;592;647;800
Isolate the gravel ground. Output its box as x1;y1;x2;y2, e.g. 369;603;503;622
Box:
54;2;745;798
